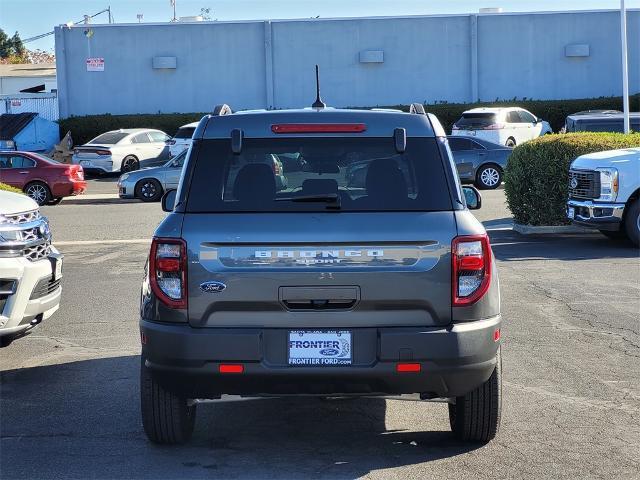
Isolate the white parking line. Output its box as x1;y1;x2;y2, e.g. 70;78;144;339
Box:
54;239;150;246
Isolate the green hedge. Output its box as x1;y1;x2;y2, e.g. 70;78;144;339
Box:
504;132;640;226
59;94;639;146
0;182;22;194
58;113;207;146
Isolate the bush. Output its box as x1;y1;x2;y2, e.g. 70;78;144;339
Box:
504;132;640;226
0;182;22;194
60;94;640;146
58;113;207;146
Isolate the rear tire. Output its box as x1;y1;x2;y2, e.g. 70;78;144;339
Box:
475;164;502;190
135;179;163;202
623;199;640;247
121;156;139;173
449;348;502;443
140;355;196;444
24;182;51;206
505;138;516;147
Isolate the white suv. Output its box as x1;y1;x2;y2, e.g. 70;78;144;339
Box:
0;190;62;347
166;122;198;157
452;107;552;147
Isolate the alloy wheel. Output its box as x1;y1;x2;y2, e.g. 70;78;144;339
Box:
480;167;500;187
27;184;48;204
141;182;157;199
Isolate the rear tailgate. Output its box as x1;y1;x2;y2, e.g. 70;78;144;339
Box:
183;212;455;329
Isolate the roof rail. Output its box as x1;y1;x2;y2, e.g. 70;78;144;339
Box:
409;103;426;115
212;104;232;116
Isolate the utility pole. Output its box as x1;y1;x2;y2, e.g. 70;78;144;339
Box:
108;6;112;24
621;0;630;133
171;0;177;22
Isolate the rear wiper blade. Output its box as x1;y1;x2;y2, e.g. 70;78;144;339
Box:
275;194;341;210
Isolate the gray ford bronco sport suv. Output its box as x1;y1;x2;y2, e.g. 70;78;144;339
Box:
140;102;502;445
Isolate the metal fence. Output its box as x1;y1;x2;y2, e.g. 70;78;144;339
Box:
0;93;59;121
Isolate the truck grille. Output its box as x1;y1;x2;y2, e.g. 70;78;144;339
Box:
4;209;41;224
568;170;600;199
24;242;52;262
30;276;61;300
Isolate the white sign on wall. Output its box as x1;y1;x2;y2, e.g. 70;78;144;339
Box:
86;57;105;72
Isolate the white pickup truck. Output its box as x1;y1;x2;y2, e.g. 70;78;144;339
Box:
0;190;62;347
567;147;640;246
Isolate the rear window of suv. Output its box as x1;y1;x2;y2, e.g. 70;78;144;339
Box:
455;113;498;128
174;127;196;139
186;137;453;212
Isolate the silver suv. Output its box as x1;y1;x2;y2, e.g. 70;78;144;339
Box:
139;103;502;445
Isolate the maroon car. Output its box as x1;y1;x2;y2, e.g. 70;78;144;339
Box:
0;151;86;205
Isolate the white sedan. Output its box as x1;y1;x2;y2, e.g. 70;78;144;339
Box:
72;129;171;174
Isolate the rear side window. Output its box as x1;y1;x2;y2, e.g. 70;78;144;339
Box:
149;131;169;142
455;113;497;128
186;137;452;212
132;133;151;144
174;127;196;139
89;132;128;144
506;111;521;123
518;110;537;123
448;137;484;151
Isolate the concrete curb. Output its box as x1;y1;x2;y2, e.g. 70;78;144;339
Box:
59;194;141;205
513;223;596;235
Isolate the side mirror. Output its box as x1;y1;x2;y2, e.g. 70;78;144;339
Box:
161;189;177;212
462;185;482;210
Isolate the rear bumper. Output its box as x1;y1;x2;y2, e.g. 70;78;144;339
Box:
567;199;625;231
140;315;501;398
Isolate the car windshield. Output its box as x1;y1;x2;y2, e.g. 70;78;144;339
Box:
163;150;187;167
89;132;129;145
186;137;452;213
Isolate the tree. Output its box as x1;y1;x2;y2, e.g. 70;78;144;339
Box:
10;32;25;57
0;29;10;58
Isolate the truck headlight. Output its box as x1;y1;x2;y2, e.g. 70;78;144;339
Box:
597;168;618;201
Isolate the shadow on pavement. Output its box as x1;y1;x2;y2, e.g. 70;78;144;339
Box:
1;356;480;479
490;230;639;261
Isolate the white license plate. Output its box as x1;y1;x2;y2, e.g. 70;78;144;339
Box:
568;207;575;219
288;330;352;366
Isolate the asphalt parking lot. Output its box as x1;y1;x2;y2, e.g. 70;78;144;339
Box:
1;179;639;479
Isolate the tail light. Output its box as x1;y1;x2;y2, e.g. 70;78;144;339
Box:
149;238;187;309
484;123;505;130
452;235;492;306
64;166;84;181
96;149;111;156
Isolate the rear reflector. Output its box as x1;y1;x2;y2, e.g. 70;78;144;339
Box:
396;363;421;373
494;329;501;342
271;123;367;134
219;364;244;374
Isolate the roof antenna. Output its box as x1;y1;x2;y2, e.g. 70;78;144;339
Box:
312;64;326;109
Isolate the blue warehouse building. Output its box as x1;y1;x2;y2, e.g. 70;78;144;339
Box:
54;9;639;118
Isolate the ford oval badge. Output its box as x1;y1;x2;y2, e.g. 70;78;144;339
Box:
200;281;226;293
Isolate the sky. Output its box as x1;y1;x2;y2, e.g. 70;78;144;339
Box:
1;0;638;52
